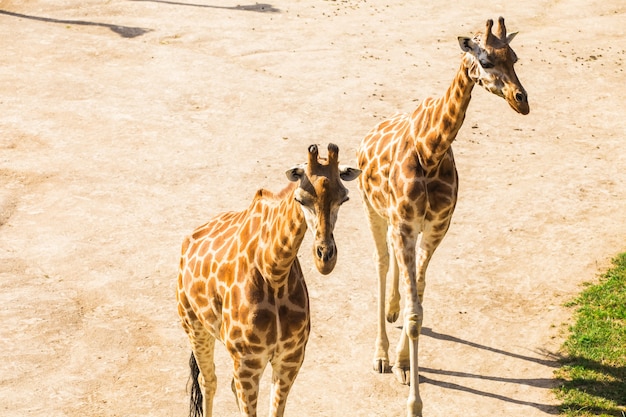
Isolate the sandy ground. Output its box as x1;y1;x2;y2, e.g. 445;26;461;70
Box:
1;0;626;416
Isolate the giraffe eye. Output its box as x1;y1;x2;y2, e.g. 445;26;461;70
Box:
480;59;494;69
295;195;313;206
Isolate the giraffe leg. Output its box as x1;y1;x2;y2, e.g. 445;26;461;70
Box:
231;355;266;417
362;198;392;373
389;234;410;383
406;229;449;416
392;324;410;384
407;337;423;417
178;286;218;417
415;235;435;304
402;242;431;417
386;233;401;323
389;230;416;385
268;352;305;417
393;231;434;382
187;327;217;417
388;228;423;416
393;229;442;374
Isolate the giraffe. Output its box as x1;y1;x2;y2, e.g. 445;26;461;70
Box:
176;143;361;417
356;17;529;416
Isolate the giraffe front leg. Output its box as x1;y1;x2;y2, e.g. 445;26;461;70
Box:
400;293;424;417
268;351;305;417
390;229;423;416
389;323;424;416
403;234;441;416
390;229;422;341
407;338;423;417
231;354;265;417
391;297;423;386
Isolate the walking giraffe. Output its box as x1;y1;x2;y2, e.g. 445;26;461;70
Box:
176;144;360;417
356;17;530;416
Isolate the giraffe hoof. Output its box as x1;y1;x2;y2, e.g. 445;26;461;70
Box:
392;364;411;385
373;358;391;374
386;309;399;323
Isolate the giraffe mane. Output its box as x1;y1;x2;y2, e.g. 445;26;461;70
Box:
252;182;297;203
253;188;276;200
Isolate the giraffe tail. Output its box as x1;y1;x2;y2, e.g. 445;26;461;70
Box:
188;353;203;417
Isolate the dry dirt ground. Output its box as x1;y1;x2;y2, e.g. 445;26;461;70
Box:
1;0;626;416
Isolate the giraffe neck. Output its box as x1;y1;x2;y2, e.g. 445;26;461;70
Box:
255;183;307;282
413;54;476;168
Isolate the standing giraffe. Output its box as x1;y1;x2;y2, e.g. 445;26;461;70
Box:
356;17;529;416
176;143;360;417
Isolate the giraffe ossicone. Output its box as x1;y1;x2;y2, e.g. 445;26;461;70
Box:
176;143;360;417
356;17;529;417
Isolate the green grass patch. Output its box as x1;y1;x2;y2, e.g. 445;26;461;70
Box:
554;252;626;416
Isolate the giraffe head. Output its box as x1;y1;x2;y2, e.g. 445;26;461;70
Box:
458;16;529;115
286;144;361;275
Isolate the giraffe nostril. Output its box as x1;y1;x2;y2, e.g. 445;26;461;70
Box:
325;246;335;262
316;245;336;262
515;92;526;103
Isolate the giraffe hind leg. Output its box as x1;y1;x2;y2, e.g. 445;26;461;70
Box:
362;197;392;373
386;234;401;323
187;326;217;417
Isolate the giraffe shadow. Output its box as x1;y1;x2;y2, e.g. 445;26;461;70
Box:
129;0;281;13
418;374;559;414
416;327;562;414
0;10;152;38
421;327;562;368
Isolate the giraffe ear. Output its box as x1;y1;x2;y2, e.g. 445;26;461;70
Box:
339;166;361;182
285;165;305;182
458;36;480;55
505;31;518;44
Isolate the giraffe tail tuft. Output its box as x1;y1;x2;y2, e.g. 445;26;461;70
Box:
188;353;203;417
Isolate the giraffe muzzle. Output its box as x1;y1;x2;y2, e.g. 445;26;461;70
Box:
507;88;529;115
314;241;337;275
